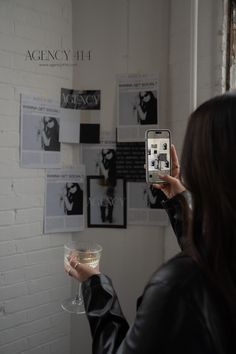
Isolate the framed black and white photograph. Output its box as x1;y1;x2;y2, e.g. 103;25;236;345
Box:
87;176;127;228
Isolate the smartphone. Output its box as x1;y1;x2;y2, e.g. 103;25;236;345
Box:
145;129;171;184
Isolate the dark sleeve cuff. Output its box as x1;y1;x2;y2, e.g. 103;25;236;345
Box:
82;273;112;291
81;273;129;347
161;190;189;210
82;273;117;315
161;191;190;249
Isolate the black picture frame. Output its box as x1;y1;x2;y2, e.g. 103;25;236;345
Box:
87;176;127;228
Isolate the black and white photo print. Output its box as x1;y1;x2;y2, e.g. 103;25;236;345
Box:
87;176;126;228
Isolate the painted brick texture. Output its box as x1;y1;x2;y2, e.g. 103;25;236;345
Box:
0;1;73;353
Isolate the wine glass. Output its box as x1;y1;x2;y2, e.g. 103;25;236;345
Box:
61;241;102;314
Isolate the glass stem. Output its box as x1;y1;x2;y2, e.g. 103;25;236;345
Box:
75;281;83;304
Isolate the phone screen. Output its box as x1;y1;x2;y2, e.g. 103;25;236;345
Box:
146;129;171;183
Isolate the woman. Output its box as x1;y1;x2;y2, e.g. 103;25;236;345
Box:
99;149;116;187
100;186;115;223
64;183;83;215
66;93;236;353
135;91;158;125
99;149;116;222
41;116;60;151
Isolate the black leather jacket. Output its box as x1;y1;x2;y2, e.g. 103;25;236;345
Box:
82;193;235;354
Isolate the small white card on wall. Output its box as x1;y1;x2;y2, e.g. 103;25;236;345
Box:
59;108;80;144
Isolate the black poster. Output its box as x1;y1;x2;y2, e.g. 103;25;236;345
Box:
116;142;145;182
61;88;100;110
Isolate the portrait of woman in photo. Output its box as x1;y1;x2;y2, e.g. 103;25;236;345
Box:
100;186;115;223
134;91;158;125
87;177;126;228
98;149;116;223
99;149;116;187
63;183;83;215
39;116;60;151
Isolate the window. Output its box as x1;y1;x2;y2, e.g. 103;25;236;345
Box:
226;0;236;89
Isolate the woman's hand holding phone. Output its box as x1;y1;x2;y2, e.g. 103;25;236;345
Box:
153;145;185;199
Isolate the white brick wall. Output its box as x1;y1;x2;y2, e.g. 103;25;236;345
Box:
0;1;73;353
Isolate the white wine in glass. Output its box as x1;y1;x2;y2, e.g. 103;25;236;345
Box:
61;241;102;314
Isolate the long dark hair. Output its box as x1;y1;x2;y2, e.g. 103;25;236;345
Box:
180;93;236;311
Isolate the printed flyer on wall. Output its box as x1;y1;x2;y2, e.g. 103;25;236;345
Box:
127;182;169;226
117;73;159;142
44;166;85;233
20;94;62;168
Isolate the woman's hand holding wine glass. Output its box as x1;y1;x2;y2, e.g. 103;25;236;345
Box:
65;254;100;282
62;242;102;314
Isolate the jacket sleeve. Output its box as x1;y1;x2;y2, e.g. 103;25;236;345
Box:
161;190;191;249
82;274;129;354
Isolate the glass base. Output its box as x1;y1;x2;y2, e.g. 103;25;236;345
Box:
61;297;85;314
